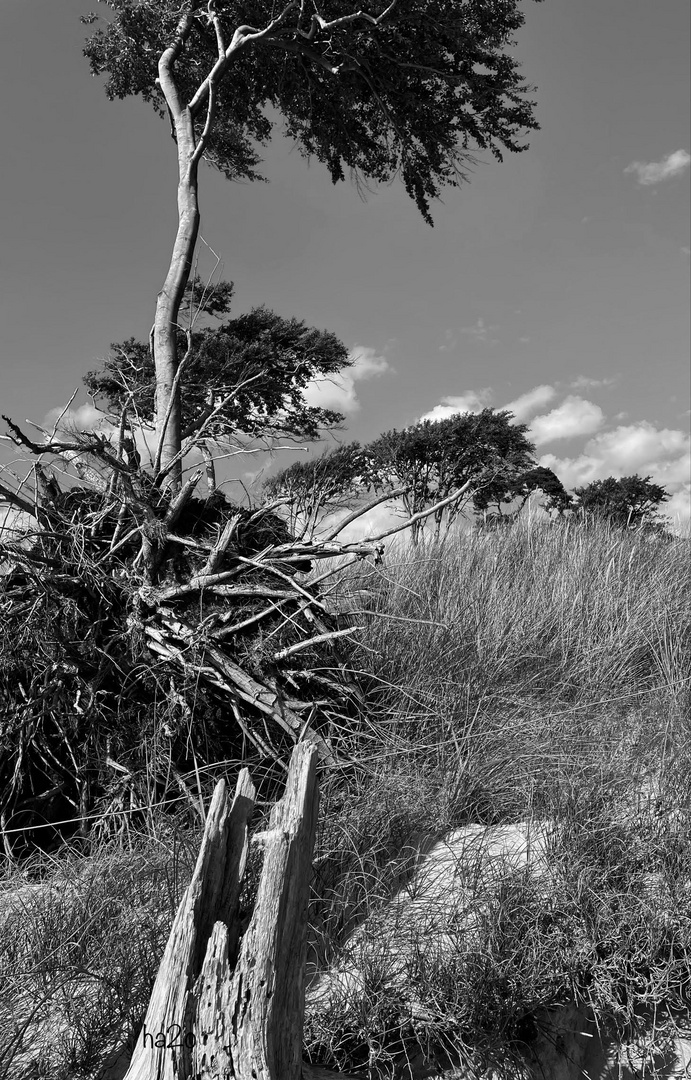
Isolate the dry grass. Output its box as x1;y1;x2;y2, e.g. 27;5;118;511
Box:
0;824;198;1080
1;517;689;1078
303;519;691;1074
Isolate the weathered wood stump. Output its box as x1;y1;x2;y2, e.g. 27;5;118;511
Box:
124;743;354;1080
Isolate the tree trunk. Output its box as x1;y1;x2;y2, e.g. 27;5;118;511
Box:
153;108;201;488
123;743;353;1080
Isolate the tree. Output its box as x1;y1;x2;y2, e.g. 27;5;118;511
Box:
366;409;537;541
84;278;352;489
82;0;541;483
474;464;572;525
573;475;669;531
264;443;366;537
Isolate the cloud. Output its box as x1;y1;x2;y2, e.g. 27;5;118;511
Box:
501;384;556;423
460;317;499;345
439;329;459;353
440;318;499;352
418;388;493;423
322;500;402;544
624;149;691;186
43;400;158;468
303;346;391;414
44;402;113;433
529;396;605;445
540;421;691;525
586;422;689;474
665;485;691;528
569;375;616;392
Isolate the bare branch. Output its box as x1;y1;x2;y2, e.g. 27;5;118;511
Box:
321;486;408;542
273;625;364;661
0;478;36;519
200;512;241;575
165;469;203;527
365;481;473;544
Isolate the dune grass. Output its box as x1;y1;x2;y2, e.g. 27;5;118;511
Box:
305;518;691;1074
0;517;689;1077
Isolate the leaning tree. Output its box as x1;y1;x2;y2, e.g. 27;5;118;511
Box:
0;0;543;853
82;0;541;484
364;409;539;541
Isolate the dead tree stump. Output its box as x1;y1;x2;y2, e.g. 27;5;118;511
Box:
124;743;353;1080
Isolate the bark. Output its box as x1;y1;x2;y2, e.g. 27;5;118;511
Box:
123;744;354;1080
228;742;319;1079
123;768;256;1080
153;107;201;488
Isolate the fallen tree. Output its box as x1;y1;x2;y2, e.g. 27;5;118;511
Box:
0;414;470;857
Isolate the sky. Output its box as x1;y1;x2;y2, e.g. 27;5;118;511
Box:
0;0;689;526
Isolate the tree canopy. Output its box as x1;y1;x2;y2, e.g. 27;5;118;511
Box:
84;280;352;473
264;443;366;536
265;410;565;541
574;475;669;531
83;0;540;224
475;464;572;523
82;0;542;481
365;409;537;539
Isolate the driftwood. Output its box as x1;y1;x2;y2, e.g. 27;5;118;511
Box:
124;743;355;1080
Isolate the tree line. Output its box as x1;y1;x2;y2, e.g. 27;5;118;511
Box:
265;412;670;540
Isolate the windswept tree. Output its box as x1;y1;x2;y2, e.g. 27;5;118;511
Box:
474;464;572;524
264;442;366;537
366;409;537;541
84;278;351;490
0;0;543;853
82;0;541;484
574;475;669;531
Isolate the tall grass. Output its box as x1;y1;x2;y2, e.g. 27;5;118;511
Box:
305;519;691;1074
1;518;689;1078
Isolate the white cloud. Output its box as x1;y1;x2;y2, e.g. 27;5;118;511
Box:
44;402;113;433
569;375;616;392
460;317;499;345
418;388;493;423
322;500;402;544
439;317;500;352
501;384;556;422
303;346;391;414
624;149;691;186
665;485;691;528
530;396;605;445
540;421;691;526
586;422;689;475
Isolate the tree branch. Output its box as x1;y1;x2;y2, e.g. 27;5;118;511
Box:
321;486;408;542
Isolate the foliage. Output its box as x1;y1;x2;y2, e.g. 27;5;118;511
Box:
476;464;572;525
81;0;543;484
82;0;541;225
264;443;367;536
574;474;670;530
365;409;537;540
0;832;199;1080
84;280;351;455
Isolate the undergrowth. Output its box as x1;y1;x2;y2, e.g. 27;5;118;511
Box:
0;518;689;1078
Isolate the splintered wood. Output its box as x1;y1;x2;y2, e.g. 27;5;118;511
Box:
124;743;354;1080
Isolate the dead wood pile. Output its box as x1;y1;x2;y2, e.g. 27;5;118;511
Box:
0;446;382;858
